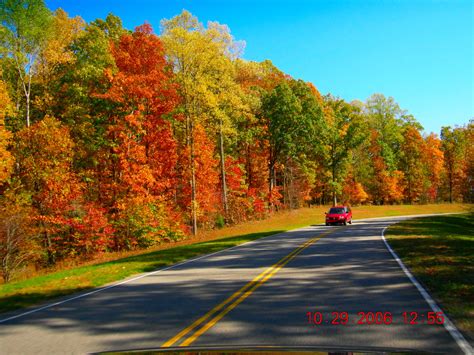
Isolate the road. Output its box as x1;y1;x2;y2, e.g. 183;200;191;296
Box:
0;215;470;354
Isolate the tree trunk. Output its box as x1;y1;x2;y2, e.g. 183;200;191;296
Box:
189;120;198;236
268;148;274;208
408;178;412;204
45;231;54;265
290;165;296;209
219;120;228;216
246;144;252;188
449;172;453;203
332;163;337;206
26;92;30;127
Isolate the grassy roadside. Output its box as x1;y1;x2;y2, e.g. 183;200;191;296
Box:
0;203;469;315
385;213;474;341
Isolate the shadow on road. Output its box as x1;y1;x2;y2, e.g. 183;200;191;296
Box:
0;219;464;354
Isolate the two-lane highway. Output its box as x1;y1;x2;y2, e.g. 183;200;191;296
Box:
0;216;471;354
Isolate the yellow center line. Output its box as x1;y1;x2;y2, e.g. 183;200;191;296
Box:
161;229;335;348
161;236;312;347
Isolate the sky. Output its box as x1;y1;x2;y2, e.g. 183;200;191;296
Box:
45;0;473;135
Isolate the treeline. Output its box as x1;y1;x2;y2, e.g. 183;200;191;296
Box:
0;2;472;281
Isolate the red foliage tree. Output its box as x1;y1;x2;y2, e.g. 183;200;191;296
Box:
99;24;183;248
15;116;113;262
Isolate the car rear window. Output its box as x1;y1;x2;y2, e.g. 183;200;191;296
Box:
329;208;345;214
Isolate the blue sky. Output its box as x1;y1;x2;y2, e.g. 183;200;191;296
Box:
45;0;473;135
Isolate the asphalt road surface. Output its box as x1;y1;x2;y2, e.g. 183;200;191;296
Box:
0;215;471;354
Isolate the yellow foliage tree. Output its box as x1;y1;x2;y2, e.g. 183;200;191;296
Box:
34;8;85;113
161;10;244;234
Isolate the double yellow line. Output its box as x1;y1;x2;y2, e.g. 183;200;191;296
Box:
161;229;334;348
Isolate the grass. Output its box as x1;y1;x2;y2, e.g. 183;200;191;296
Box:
0;230;282;314
0;203;470;315
386;213;474;341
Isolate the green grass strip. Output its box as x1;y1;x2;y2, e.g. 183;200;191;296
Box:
386;213;474;341
0;230;283;314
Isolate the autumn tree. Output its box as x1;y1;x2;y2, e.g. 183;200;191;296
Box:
367;130;404;204
441;126;467;203
49;14;125;205
463;121;474;202
365;94;406;171
321;95;365;205
202;22;246;218
342;174;369;205
399;125;426;203
0;78;13;184
33;8;84;116
100;24;182;248
422;133;444;202
14;116;85;263
234;59;284;210
161;10;243;234
363;94;417;204
0;187;39;282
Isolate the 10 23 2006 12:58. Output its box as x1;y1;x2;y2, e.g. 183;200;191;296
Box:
306;311;445;325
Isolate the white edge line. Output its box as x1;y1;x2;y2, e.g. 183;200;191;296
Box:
381;226;473;355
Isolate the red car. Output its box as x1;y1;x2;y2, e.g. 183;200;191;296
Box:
325;206;352;226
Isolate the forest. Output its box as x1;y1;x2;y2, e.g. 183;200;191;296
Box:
0;1;472;282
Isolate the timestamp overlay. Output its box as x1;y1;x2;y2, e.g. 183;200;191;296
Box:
306;311;446;326
1;216;471;354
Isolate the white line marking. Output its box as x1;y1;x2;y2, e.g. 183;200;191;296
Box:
381;226;473;354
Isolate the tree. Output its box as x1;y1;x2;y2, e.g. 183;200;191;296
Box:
0;0;52;126
342;174;369;205
203;22;246;218
51;13;125;204
0;188;38;282
422;133;444;202
284;80;325;208
463;121;474;202
33;8;84;116
262;81;301;203
0;78;13;184
365;94;405;172
161;10;243;234
399;125;425;203
260;80;325;208
234;59;284;210
321;95;365;205
368;130;404;204
14;116;82;263
100;24;182;248
441;126;467;203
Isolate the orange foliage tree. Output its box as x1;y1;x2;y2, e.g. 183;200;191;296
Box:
14;116;113;263
400;126;426;203
99;24;182;248
176;124;220;228
342;174;368;205
422;134;444;202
